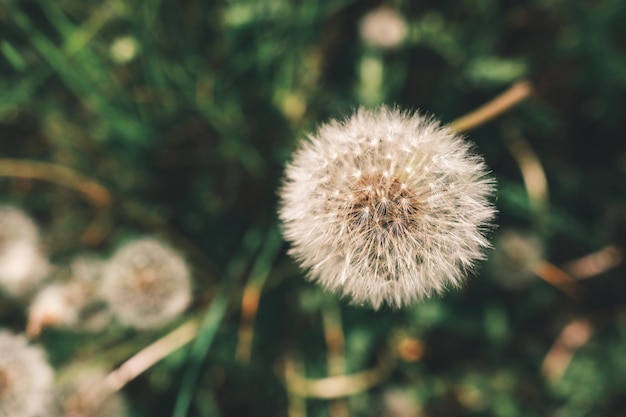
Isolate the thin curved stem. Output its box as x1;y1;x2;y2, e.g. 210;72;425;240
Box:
564;245;622;280
103;320;199;392
0;158;113;246
450;80;534;133
321;303;350;417
0;158;110;206
282;354;394;399
541;318;593;382
533;261;585;300
504;129;549;215
85;319;200;414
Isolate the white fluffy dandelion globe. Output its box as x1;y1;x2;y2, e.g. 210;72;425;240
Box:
101;238;192;329
279;106;495;309
0;330;54;417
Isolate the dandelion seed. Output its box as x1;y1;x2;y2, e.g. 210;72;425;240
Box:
279;106;495;309
0;330;54;417
101;237;192;329
0;206;50;297
359;7;408;49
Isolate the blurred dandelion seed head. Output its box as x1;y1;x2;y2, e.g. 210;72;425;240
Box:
491;230;544;290
54;369;127;417
0;331;54;417
382;388;423;417
359;7;408;49
101;237;192;329
70;255;106;284
279;106;495;309
29;255;110;335
0;206;50;297
0;206;39;243
29;284;82;333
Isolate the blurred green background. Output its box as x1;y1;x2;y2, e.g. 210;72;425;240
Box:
1;0;626;416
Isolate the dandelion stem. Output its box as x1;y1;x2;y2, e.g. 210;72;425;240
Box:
541;318;593;382
285;358;308;417
533;261;585;300
322;303;347;376
85;319;200;415
321;303;350;417
504;129;550;215
0;158;112;246
0;158;110;206
450;80;534;133
104;320;200;392
564;245;622;279
282;354;394;399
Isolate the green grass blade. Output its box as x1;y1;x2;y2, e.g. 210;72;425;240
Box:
173;227;265;416
172;275;236;417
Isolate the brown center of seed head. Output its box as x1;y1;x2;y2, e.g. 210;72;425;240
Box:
135;267;159;291
349;173;420;237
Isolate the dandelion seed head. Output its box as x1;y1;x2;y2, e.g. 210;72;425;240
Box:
490;230;543;290
28;255;111;335
279;106;495;309
0;330;54;417
0;206;50;297
29;284;81;334
101;238;192;329
28;255;111;336
359;7;408;49
382;388;422;417
0;206;39;244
